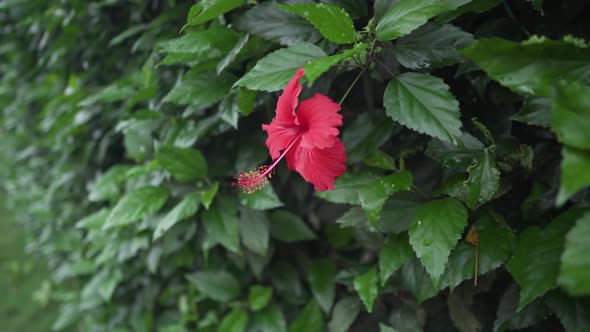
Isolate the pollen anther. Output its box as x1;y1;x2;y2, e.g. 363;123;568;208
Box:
232;165;270;194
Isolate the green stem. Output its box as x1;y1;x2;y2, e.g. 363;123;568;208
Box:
338;67;367;105
502;0;531;37
339;38;378;105
374;57;395;78
399;151;405;171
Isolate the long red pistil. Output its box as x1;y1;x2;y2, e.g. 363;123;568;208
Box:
233;130;304;194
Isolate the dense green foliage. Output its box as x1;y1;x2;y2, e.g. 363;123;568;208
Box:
0;194;62;331
1;0;590;331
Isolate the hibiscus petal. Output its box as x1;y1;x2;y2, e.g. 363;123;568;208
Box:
275;68;305;126
262;122;299;160
262;68;305;160
296;93;342;149
294;140;347;191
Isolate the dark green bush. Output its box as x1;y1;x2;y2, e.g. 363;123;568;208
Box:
1;0;590;331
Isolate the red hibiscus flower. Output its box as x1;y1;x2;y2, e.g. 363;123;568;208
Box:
234;68;347;193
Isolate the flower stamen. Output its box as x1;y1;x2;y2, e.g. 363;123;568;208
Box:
232;165;272;194
233;131;304;194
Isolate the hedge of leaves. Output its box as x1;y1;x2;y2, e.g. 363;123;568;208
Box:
1;0;590;331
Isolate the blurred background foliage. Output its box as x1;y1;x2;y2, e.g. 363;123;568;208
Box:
1;0;590;331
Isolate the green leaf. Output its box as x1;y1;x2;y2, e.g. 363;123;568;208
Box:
308;259;336;313
304;43;368;84
358;171;413;225
202;182;219;210
158;27;238;54
219;309;248;332
317;170;412;226
75;208;110;230
78;83;135;106
288;300;324;332
248;285;273;311
400;256;437;303
237;88;257;116
443;214;514;290
277;4;356;44
234;43;326;92
379;233;413;285
219;94;240;129
336;207;374;232
460;37;590;96
197;313;218;331
126;85;157;111
506;208;587;310
269;210;316;242
234;4;321;46
325;223;354;248
408;198;468;287
376;0;470;41
494;284;549;332
202;197;240;253
316;172;378;205
439;175;471;205
157;52;220;67
559;211;590;295
109;24;149;46
156;146;207;182
435;0;501;23
124;161;159;179
378;192;425;234
426;133;485;169
88;165;131;202
255;304;287;332
239;208;270;256
384;72;462;144
52;304;80;331
511;97;551;127
153;192;201;240
328;297;361;332
163;70;235;106
239;185;283;210
103;186;169;229
186;270;240;302
550;81;590;150
557;147;590;206
395;22;474;69
120;119;156;162
184;0;243;27
373;0;399;22
465;148;500;208
363;151;397;171
217;33;250;75
82;268;123;302
545;291;590;332
353;267;378;313
342;112;394;163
